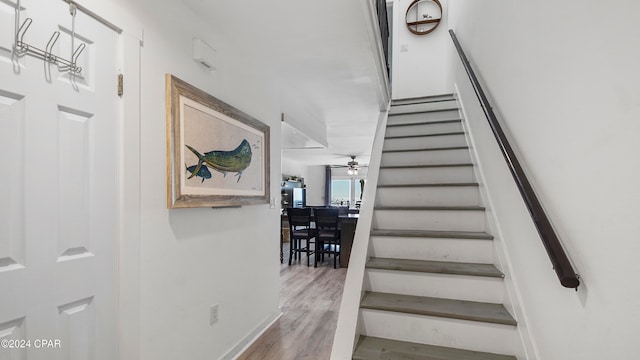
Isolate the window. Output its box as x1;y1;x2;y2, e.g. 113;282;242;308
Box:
331;179;351;206
331;178;365;208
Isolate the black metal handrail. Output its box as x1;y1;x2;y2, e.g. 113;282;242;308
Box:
449;29;580;289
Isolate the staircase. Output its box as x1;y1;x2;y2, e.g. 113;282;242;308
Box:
352;95;523;359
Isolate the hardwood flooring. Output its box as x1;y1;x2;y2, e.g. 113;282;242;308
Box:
237;243;347;360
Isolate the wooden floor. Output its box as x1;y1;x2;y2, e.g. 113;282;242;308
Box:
237;243;347;360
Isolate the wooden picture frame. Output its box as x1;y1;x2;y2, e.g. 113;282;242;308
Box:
166;74;270;208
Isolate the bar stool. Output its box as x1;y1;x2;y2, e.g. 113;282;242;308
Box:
287;207;315;266
314;207;341;268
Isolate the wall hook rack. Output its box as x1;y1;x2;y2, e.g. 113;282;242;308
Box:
13;1;86;74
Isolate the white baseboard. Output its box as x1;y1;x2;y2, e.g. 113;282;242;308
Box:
221;309;283;360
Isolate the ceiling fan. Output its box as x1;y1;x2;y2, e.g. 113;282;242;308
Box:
346;156;359;175
330;155;364;175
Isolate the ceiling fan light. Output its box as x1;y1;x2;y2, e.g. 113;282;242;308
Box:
346;155;359;176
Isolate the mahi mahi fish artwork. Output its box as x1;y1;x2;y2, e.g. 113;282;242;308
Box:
185;139;252;183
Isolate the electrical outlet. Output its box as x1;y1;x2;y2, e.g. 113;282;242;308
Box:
210;304;219;325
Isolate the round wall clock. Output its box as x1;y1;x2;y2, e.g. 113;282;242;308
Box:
405;0;443;35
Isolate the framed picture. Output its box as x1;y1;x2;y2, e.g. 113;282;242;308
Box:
166;74;270;208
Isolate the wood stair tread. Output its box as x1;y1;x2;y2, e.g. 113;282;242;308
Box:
360;292;517;326
390;99;455;107
391;94;455;105
386;119;461;127
383;146;468;153
389;107;459;116
378;183;479;188
367;257;504;278
353;336;517;360
392;93;454;100
385;131;465;139
380;163;474;169
370;229;493;240
375;205;485;211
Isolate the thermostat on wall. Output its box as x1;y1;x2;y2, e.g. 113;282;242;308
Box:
193;38;217;71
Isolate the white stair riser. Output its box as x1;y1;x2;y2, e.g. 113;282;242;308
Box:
369;236;493;263
389;100;458;115
388;110;460;125
381;149;471;167
378;166;475;185
364;270;504;303
392;95;455;106
376;186;480;207
384;134;467;151
385;122;463;137
359;310;522;357
373;209;485;232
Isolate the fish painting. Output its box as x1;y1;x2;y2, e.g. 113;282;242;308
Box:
185;139;252;183
185;163;212;183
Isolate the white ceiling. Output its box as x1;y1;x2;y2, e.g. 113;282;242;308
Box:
180;0;387;168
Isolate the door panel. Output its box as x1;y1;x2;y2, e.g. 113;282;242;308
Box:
0;91;25;270
57;106;92;260
0;1;119;359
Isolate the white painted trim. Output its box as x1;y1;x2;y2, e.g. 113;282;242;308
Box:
330;107;389;359
359;0;391;110
117;31;142;360
223;310;283;360
453;82;537;359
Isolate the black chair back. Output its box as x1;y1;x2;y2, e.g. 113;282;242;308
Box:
314;208;341;268
314;208;339;231
287;207;312;229
287;207;315;266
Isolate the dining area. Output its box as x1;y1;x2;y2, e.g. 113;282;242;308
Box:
236;171;363;359
280;206;359;268
237;203;357;359
239;214;349;360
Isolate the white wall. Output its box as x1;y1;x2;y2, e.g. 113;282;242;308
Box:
448;1;640;358
281;156;308;181
106;1;282;359
281;160;326;207
391;0;452;99
305;165;327;206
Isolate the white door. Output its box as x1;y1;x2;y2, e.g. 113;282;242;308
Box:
0;1;119;359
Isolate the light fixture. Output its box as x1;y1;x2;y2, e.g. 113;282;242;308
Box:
347;156;359;176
